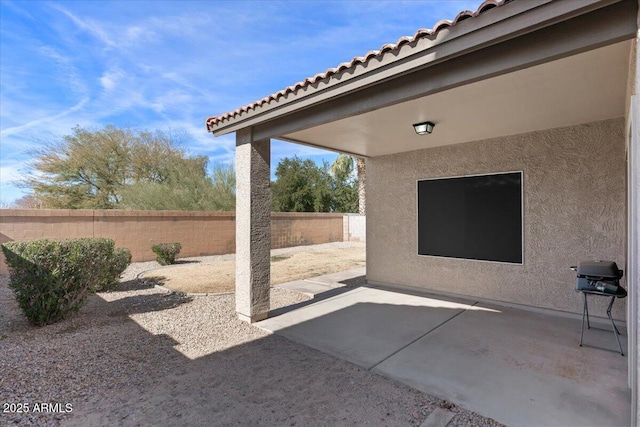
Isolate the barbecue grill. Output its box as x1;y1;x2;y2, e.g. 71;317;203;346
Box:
571;260;626;355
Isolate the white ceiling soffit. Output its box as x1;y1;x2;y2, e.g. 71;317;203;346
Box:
282;40;632;158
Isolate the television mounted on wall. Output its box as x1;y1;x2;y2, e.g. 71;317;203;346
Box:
417;171;523;264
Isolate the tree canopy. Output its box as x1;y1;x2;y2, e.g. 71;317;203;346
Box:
330;154;358;213
271;157;333;212
271;155;359;213
20;125;235;211
19;125;365;214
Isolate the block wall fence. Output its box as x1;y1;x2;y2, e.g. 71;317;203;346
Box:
0;210;365;275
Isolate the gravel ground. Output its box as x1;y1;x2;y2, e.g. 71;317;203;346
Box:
0;245;503;427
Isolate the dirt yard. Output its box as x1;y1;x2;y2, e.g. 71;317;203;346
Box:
140;244;366;294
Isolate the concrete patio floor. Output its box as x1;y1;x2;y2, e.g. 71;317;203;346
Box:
258;272;630;427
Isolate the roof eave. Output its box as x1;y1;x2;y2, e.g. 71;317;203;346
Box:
206;0;624;138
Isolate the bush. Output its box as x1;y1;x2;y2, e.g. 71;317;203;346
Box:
151;243;182;265
1;238;131;326
95;247;132;292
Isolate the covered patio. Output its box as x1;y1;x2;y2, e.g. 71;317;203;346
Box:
259;281;630;426
207;0;639;425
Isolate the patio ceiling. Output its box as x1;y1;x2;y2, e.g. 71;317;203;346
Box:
281;40;632;158
208;1;637;161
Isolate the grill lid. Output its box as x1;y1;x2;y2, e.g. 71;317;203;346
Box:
577;260;623;279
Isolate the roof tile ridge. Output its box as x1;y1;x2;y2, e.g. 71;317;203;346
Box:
206;0;508;130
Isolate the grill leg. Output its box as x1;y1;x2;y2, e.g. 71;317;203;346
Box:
606;296;624;356
580;293;587;347
585;294;591;329
606;297;621;335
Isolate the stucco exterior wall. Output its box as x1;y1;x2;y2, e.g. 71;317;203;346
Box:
367;118;626;318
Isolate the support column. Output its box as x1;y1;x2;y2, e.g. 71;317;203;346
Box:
631;92;639;427
630;18;639;426
235;128;270;323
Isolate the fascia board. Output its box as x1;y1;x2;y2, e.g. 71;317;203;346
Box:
210;0;622;138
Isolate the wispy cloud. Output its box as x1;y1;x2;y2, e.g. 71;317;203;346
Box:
37;45;88;97
49;3;115;48
0;159;30;203
0;160;25;182
1;97;89;138
0;0;483;202
99;67;126;92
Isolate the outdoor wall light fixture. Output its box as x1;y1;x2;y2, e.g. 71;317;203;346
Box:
413;121;435;135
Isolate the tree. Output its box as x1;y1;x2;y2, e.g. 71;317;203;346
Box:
330;154;354;183
209;163;236;211
271;155;361;213
12;195;43;209
330;154;358;213
271;156;333;212
23;126;134;209
119;162;235;211
356;157;366;215
330;154;366;214
20;125;235;211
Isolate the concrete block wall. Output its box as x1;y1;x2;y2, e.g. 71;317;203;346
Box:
271;212;344;249
343;214;366;242
0;210;351;274
92;210;236;261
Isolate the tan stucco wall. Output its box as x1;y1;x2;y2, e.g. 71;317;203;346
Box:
367;118;626;318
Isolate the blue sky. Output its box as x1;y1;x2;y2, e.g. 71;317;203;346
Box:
0;0;480;204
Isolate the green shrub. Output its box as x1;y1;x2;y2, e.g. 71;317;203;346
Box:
95;247;132;292
151;243;182;265
1;238;131;326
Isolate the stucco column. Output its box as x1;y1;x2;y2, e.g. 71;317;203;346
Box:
235;128;270;323
632;10;639;426
633;91;639;427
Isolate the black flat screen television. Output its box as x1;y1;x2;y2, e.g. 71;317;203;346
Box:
417;171;523;264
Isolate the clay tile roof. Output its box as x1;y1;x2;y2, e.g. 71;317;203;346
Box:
206;0;510;132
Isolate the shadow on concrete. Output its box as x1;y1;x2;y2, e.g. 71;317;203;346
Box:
268;287;352;317
338;274;367;288
258;286;631;427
